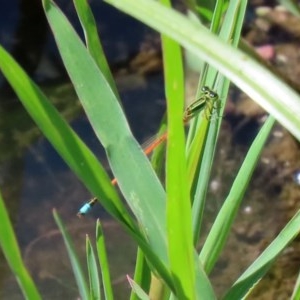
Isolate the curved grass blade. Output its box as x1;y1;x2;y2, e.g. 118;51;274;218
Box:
0;191;41;299
53;209;89;299
129;249;151;300
86;236;101;300
104;0;300;142
223;208;300;299
199;116;275;274
96;220;113;300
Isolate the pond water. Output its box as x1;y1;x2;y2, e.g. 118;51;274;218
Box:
1;1;300;299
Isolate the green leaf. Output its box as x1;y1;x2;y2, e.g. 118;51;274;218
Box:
43;0;169;268
96;220;114;300
160;0;195;298
291;269;300;300
129;249;151;300
73;0;119;97
200;116;275;273
0;191;41;299
128;276;150;300
191;0;246;243
53;209;89;299
224;207;300;299
86;236;101;300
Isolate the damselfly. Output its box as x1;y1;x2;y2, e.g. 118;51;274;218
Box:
77;86;219;216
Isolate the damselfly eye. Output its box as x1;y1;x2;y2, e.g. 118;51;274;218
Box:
201;86;210;93
209;92;217;98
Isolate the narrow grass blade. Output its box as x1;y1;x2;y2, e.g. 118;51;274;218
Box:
190;112;219;241
129;249;151;300
223;208;300;299
200;116;275;274
73;0;118;97
43;0;168;267
210;0;227;34
0;46;135;231
86;236;101;300
104;0;300;141
96;220;114;300
53;209;89;299
291;270;300;300
191;0;246;243
278;0;300;17
127;276;150;300
193;252;216;300
160;0;195;298
0;191;41;299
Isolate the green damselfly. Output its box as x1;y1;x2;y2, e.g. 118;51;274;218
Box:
78;86;219;216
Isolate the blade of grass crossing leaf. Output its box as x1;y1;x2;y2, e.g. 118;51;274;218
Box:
224;208;300;299
0;191;41;299
73;0;119;97
43;0;168;267
160;0;195;297
86;236;101;300
96;220;114;300
200;116;275;274
53;209;89;299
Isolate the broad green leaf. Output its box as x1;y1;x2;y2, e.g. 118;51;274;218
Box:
43;0;169;269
